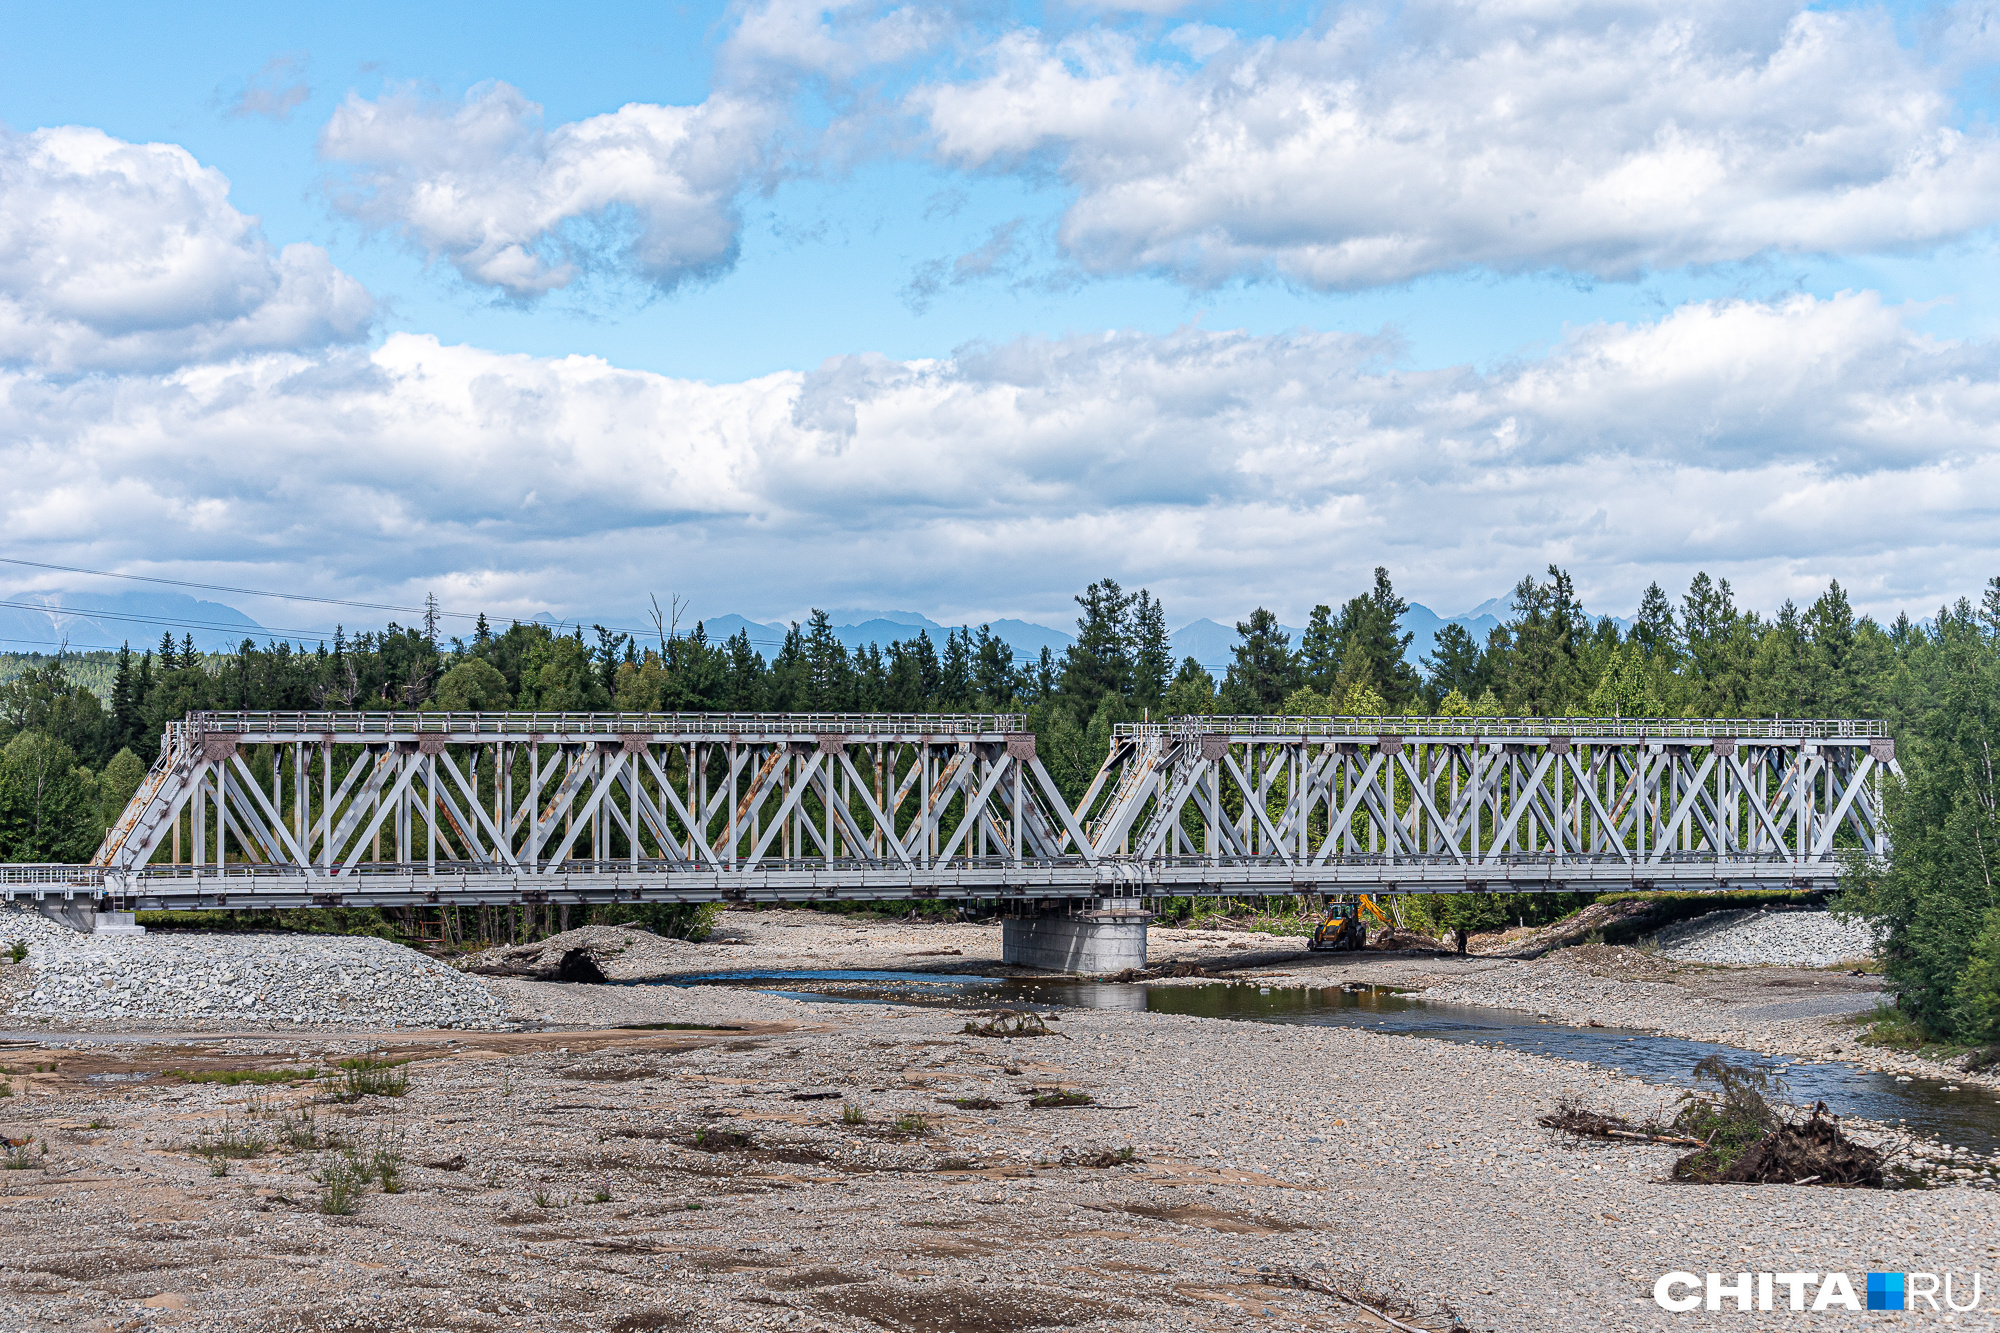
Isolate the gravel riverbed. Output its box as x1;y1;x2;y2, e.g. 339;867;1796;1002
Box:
0;986;1994;1333
0;908;1993;1331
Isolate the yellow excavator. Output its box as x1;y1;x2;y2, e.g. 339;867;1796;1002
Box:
1307;894;1392;951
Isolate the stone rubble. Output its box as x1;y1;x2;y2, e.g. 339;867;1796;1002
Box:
1648;908;1881;967
0;903;101;949
8;922;510;1030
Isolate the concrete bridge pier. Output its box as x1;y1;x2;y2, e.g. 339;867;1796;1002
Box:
1001;903;1150;974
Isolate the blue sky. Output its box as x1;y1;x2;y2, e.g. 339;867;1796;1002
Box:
3;0;1999;643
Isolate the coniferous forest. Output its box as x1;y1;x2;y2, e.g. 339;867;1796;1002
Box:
0;565;1996;1042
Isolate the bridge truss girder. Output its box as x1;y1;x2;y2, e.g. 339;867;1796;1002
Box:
1078;721;1898;888
0;712;1900;911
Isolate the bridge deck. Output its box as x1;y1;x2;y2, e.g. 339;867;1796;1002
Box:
3;855;1838;911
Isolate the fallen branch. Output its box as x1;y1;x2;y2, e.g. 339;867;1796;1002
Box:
1246;1268;1458;1333
1536;1110;1705;1147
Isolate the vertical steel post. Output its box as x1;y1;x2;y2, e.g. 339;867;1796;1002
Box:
526;743;539;873
426;755;436;873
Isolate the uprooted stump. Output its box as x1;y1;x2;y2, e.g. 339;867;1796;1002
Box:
1543;1056;1889;1189
1677;1104;1885;1188
962;1010;1069;1039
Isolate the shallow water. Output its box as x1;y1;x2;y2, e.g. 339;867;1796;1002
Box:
673;968;2000;1153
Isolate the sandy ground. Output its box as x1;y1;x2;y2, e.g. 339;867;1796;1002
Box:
0;912;1993;1333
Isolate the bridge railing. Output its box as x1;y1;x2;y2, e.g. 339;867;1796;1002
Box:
172;711;1028;740
1115;716;1889;740
0;865;104;886
95;849;1833;879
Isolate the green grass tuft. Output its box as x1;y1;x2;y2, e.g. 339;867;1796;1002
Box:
167;1067;317;1086
320;1057;410;1102
316;1152;366;1215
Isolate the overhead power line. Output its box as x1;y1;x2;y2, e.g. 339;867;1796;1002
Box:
0;597;340;641
0;556;480;622
0;635;131;654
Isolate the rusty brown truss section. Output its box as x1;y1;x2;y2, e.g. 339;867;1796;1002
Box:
0;712;1897;911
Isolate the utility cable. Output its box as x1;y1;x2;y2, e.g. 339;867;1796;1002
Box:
0;556;479;622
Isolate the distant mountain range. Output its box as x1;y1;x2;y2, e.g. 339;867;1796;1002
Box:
691;612;1078;662
691;602;1570;674
0;590;268;655
1158;602;1510;672
0;591;1631;676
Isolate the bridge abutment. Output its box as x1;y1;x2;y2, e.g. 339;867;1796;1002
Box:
35;903;146;936
1001;907;1149;973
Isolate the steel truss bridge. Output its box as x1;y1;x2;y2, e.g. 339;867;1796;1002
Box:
0;712;1897;912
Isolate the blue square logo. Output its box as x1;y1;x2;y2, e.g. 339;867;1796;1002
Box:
1867;1272;1905;1311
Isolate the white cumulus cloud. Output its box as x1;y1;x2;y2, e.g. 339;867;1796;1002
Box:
0;126;374;373
720;0;950;83
320;82;774;297
0;291;1995;623
916;0;2000;288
